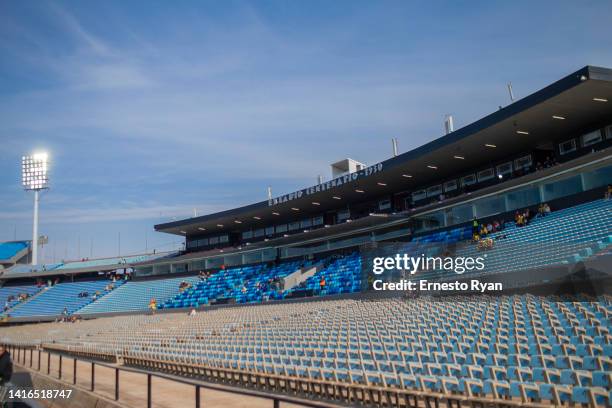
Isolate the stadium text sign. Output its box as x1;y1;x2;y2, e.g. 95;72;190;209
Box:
268;163;383;206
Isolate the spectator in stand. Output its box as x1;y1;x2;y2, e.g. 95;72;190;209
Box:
472;218;479;234
188;307;197;316
516;212;525;227
149;298;157;314
62;307;68;316
319;277;326;293
605;184;612;200
523;209;531;225
493;220;501;232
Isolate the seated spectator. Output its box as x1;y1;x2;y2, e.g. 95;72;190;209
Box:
492;220;501;231
149;298;157;314
605;184;612;200
188;307;197;316
477;237;494;250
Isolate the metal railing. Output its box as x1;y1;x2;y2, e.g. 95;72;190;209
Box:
7;345;343;408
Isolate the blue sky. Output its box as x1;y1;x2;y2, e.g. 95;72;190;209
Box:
1;1;611;261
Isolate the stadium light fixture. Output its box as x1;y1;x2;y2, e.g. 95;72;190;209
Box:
216;224;224;227
311;202;320;206
197;227;206;231
377;182;387;186
252;216;261;220
291;207;300;211
272;212;280;216
355;189;365;193
552;115;566;120
485;144;497;148
332;196;341;200
22;152;49;265
593;97;608;102
179;230;187;234
453;155;465;160
427;165;438;170
516;130;529;135
234;220;242;224
401;174;412;178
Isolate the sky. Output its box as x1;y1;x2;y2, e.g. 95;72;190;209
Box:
1;1;611;262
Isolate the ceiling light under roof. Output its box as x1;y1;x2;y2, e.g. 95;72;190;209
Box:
402;174;412;178
453;155;465;160
216;224;223;227
291;207;299;211
312;202;320;206
234;220;242;224
272;212;280;216
355;189;365;193
252;216;261;220
377;182;387;186
332;196;341;200
180;230;187;234
427;165;438;170
593;97;608;102
485;144;497;148
552;115;565;120
197;227;206;231
516;130;529;135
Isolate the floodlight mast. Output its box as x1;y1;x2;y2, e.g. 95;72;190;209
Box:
22;153;49;265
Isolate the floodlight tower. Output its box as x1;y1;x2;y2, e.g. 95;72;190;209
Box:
22;153;49;265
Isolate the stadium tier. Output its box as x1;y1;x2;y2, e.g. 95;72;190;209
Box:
76;275;200;314
414;199;612;281
2;295;611;406
0;283;41;311
0;199;608;321
284;252;362;297
6;279;120;318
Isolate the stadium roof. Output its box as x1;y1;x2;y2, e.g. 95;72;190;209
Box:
156;65;612;236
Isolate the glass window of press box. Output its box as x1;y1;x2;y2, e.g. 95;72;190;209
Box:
413;163;611;233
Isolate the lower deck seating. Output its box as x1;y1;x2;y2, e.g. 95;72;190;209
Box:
77;275;200;314
1;294;610;406
0;284;42;312
8;280;118;318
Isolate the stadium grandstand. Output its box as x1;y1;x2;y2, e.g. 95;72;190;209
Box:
1;65;611;407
